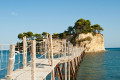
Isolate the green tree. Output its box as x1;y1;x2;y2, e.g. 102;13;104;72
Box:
74;19;91;34
52;33;59;38
67;26;74;34
42;32;47;38
27;31;34;40
91;24;103;33
34;33;42;39
18;33;24;40
23;32;28;38
63;32;66;38
59;32;66;39
98;26;104;33
64;30;69;35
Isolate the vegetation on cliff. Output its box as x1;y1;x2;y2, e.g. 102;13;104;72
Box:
18;32;49;41
17;18;104;45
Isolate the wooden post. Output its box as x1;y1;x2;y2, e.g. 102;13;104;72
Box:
64;40;67;80
50;34;55;80
7;45;15;80
23;36;27;68
31;40;36;80
45;34;48;59
75;47;78;67
64;40;66;58
48;35;51;65
68;42;70;80
44;41;46;59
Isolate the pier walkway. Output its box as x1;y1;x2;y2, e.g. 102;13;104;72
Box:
12;49;84;80
1;34;85;80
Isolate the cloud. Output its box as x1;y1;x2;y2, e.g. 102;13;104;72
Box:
11;12;18;16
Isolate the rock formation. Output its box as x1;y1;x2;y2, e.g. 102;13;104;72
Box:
75;33;105;53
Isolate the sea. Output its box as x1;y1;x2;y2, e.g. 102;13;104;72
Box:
0;48;120;80
76;48;120;80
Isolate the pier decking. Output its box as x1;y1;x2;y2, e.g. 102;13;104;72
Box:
2;34;85;80
12;48;84;80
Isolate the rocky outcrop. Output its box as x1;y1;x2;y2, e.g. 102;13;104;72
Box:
75;33;105;53
52;39;66;54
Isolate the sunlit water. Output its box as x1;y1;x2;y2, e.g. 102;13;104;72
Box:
76;48;120;80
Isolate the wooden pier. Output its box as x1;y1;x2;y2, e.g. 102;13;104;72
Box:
3;34;85;80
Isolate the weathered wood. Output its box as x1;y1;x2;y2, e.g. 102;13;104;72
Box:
65;62;67;80
31;40;36;80
48;34;51;65
67;41;71;80
7;45;15;80
64;40;67;80
68;61;70;80
57;65;63;80
70;61;76;80
50;34;55;80
5;37;85;80
23;36;27;68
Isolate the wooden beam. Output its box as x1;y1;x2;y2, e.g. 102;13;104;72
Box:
70;61;76;80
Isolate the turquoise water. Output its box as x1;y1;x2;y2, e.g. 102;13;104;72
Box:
77;48;120;80
0;50;59;79
0;51;32;79
1;48;120;80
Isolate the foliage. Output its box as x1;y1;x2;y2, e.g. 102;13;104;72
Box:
27;31;34;40
52;33;59;38
74;19;91;34
67;26;74;34
17;18;104;46
18;33;24;40
34;33;42;40
18;31;49;41
59;32;66;39
42;32;48;38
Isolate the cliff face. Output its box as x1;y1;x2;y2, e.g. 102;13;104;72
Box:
76;33;105;53
52;39;66;54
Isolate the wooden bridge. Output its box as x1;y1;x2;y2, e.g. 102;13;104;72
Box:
3;34;85;80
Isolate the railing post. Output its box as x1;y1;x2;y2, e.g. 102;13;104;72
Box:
64;40;67;80
7;45;15;80
23;36;27;68
31;40;36;80
45;34;48;59
50;34;55;80
48;35;51;65
68;41;70;80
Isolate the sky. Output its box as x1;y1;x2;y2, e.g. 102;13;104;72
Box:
0;0;120;48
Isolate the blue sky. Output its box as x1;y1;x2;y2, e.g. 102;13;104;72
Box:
0;0;120;48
